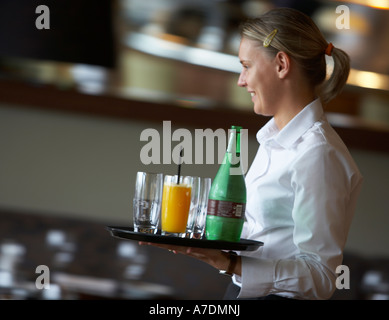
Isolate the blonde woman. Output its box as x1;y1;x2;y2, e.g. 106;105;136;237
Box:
141;7;363;300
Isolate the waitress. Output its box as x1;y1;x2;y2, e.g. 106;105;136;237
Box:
140;7;363;300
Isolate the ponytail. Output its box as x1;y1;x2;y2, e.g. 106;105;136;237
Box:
320;46;350;105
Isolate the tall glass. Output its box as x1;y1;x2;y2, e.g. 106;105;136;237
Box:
192;177;211;239
133;172;163;234
184;176;201;238
161;175;193;237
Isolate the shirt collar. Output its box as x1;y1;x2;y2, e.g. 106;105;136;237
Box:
256;98;324;148
256;117;279;143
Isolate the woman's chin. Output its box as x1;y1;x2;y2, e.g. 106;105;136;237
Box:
253;104;264;115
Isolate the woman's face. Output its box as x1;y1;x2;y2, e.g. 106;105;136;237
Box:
237;38;279;116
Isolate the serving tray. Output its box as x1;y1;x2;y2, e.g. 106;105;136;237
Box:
106;226;263;251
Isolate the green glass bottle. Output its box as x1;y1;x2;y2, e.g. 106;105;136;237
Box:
205;125;246;242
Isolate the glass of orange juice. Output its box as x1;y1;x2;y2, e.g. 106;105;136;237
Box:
161;175;193;237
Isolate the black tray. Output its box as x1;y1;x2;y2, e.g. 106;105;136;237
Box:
106;226;263;251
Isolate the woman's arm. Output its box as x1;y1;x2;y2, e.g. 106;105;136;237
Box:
139;242;242;276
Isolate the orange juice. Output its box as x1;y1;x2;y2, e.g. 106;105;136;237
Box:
161;183;192;234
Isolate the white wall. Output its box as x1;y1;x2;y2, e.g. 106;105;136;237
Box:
0;103;388;257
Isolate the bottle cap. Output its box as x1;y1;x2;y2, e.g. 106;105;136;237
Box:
231;125;242;132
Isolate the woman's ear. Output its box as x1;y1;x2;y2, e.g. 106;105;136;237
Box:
275;51;291;79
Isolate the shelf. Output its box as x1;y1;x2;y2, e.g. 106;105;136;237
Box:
0;78;388;153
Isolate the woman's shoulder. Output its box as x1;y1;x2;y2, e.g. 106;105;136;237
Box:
298;117;348;152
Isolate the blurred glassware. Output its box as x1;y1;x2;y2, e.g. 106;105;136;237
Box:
0;240;26;288
117;241;148;280
45;229;76;270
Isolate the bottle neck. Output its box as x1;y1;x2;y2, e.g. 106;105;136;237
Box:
225;128;242;171
227;129;240;155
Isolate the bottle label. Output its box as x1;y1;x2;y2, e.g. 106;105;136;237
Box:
207;199;246;219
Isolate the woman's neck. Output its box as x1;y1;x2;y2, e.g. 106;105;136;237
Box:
273;78;316;130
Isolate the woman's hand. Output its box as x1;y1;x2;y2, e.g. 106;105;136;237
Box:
138;241;241;275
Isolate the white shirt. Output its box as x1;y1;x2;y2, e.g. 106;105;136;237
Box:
234;99;363;300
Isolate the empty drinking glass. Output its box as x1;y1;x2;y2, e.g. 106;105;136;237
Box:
133;172;163;234
184;176;201;238
192;177;211;239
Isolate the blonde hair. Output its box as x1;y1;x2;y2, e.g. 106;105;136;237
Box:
240;7;350;105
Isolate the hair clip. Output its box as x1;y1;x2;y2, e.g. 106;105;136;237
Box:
263;29;278;48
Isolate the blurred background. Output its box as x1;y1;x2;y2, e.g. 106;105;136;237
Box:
0;0;388;300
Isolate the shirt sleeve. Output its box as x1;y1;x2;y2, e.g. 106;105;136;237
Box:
238;143;362;299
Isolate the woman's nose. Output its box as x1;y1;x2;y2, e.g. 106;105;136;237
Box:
237;72;246;87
